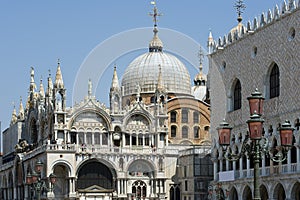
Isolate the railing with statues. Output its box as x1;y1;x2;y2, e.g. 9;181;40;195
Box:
45;143;180;155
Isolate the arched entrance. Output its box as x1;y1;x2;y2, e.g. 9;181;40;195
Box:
77;160;116;198
132;180;146;199
53;165;70;200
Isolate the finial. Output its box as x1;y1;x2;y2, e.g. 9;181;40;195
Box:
148;0;163;52
57;58;60;65
48;69;51;77
234;0;246;23
198;47;204;71
149;1;162;28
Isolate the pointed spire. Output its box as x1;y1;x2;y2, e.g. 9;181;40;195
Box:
88;78;92;97
194;47;207;86
18;96;24;120
207;30;214;54
149;0;163;52
110;64;120;91
11;103;17;125
54;59;64;89
39;78;45;99
29;67;36;92
46;70;53;98
157;65;164;92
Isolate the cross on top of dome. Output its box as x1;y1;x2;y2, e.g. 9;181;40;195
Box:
149;0;163;52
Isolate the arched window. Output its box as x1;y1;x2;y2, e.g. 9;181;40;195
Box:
182;126;188;138
193;126;199;138
171;126;177;138
182;109;188;123
270;64;280;98
233;80;241;110
193;112;199;123
171;111;177;123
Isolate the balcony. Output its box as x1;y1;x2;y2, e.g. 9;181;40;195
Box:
217;163;299;182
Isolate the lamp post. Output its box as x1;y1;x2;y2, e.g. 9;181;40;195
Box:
26;160;57;200
217;89;294;200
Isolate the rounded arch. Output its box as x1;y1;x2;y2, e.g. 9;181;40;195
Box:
170;110;178;123
76;159;117;191
68;108;112;131
123;112;152;133
77;158;117;177
180;140;193;145
53;164;70;198
181;125;189;138
50;160;74;177
170;125;178;138
273;182;286;200
126;159;156;177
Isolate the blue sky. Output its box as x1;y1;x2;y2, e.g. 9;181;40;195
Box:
0;0;283;129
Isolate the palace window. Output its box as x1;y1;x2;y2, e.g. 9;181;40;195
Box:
270;64;280;98
233;80;241;110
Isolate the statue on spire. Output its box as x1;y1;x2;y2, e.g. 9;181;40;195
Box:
88;78;92;97
234;0;246;22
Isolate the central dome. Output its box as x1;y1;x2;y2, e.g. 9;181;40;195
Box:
121;26;191;97
121;51;191;96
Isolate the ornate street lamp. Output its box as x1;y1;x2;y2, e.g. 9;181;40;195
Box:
26;160;57;200
247;88;264;116
217;120;233;147
217;89;294;200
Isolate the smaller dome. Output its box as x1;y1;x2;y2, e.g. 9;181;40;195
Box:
194;71;207;83
194;65;207;85
149;27;163;52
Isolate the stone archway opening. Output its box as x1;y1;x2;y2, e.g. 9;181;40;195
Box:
53;165;70;200
273;183;286;200
77;161;114;191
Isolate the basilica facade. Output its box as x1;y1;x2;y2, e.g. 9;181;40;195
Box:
208;1;300;199
0;4;211;200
